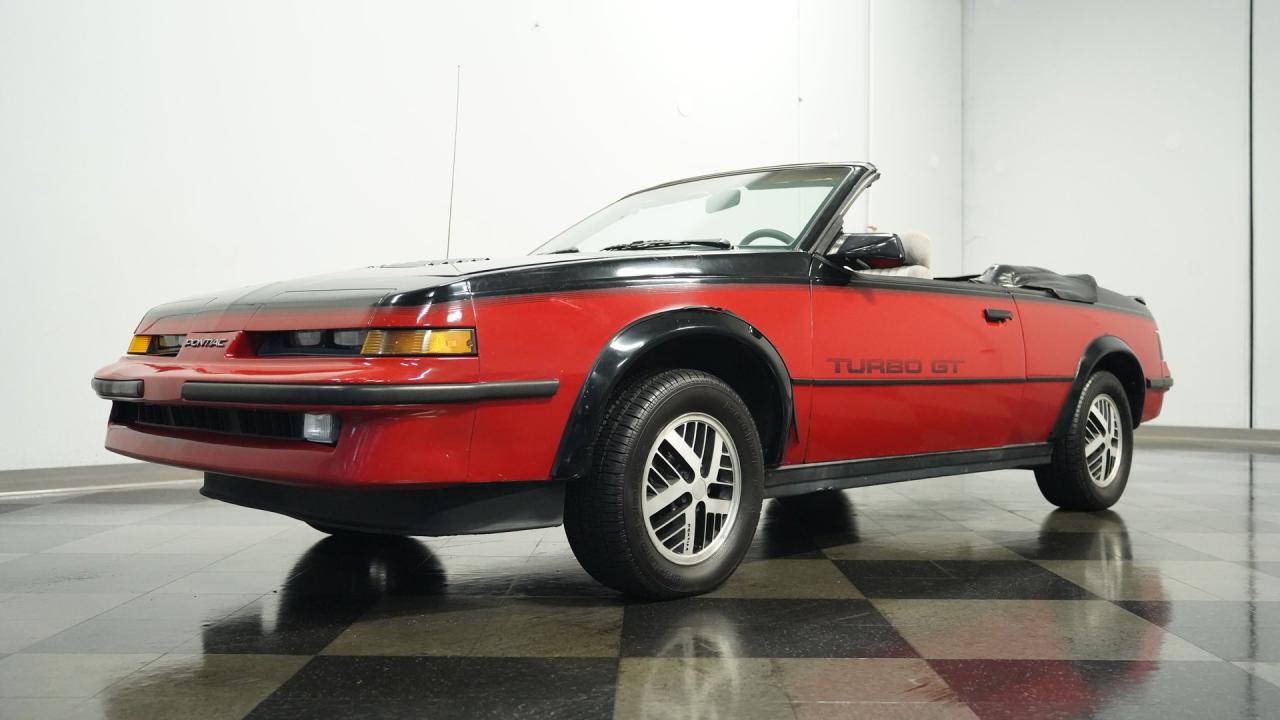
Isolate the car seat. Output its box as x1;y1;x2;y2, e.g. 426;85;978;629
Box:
858;232;932;279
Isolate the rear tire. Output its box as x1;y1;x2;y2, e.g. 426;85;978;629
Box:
564;369;764;599
1035;371;1133;511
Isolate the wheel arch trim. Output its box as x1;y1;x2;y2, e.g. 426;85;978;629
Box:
1051;335;1145;439
550;307;795;481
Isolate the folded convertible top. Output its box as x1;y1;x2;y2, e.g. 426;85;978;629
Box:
975;264;1099;304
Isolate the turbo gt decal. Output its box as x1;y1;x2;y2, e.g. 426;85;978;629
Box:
827;358;964;374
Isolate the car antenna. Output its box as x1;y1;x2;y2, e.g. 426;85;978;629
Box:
445;64;461;259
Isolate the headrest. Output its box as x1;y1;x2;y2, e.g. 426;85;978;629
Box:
900;232;931;268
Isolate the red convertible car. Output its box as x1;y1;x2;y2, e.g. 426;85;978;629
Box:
92;162;1172;597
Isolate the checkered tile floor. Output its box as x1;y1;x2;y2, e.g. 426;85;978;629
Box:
3;449;1280;718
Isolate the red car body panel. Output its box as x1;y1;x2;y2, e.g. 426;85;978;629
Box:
807;284;1028;461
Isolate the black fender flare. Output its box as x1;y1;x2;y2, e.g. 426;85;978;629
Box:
550;307;794;481
1051;335;1144;439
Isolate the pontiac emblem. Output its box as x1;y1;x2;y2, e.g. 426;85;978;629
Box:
184;338;227;348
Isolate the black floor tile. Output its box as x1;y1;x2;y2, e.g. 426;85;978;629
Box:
509;569;617;598
835;560;1099;599
835;560;952;580
246;656;617;719
620;598;916;658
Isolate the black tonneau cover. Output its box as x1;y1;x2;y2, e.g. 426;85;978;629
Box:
975;264;1099;304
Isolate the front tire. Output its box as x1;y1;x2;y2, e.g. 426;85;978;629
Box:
564;369;764;599
1035;371;1133;511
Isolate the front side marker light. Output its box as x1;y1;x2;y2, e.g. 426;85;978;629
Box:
302;413;339;444
127;334;186;355
361;329;476;356
127;335;153;354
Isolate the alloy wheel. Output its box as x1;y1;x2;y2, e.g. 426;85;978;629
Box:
641;412;742;565
1084;394;1123;487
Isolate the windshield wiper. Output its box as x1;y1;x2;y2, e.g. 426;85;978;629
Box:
546;248;580;254
600;239;732;252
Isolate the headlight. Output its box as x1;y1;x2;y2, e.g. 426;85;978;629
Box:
127;334;185;356
361;328;476;356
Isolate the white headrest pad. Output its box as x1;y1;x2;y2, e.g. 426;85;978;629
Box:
900;232;931;268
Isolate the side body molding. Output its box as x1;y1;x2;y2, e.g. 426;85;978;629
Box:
1051;335;1144;439
551;307;795;481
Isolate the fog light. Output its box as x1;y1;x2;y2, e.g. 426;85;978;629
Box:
302;413;339;444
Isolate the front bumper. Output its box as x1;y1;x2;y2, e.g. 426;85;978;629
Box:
93;377;558;406
202;473;565;536
93;350;561;486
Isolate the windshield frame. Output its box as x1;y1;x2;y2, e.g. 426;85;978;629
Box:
531;163;876;256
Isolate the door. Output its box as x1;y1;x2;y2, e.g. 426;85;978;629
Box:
804;275;1027;463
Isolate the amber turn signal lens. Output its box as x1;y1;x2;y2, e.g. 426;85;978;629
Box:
360;329;476;356
127;334;187;355
127;335;153;354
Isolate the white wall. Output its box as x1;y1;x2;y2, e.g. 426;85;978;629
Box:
0;0;962;470
1255;0;1280;429
962;0;1252;427
868;0;963;276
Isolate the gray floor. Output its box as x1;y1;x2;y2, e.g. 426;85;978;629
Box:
2;448;1280;718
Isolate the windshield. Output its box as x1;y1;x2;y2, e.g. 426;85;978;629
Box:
533;166;850;254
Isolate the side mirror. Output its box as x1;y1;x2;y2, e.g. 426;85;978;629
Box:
828;233;906;270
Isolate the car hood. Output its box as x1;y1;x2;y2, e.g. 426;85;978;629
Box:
134;250;801;333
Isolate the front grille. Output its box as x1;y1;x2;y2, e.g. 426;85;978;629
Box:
113;403;305;441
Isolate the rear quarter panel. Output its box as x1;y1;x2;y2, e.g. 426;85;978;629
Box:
1014;294;1164;437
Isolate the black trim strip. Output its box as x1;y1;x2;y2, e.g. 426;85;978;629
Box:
822;273;1155;319
765;443;1052;498
92;378;143;400
1147;377;1174;391
181;379;559;406
1010;290;1154;319
791;376;1072;387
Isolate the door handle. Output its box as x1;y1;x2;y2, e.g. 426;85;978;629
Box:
984;308;1014;323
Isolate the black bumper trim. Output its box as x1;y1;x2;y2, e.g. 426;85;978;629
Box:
181;379;559;406
202;473;565;536
1146;377;1174;391
92;378;143;400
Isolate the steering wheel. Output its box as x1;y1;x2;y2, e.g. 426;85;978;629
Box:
739;228;796;248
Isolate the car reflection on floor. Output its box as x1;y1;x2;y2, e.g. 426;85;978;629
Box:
87;494;1186;720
